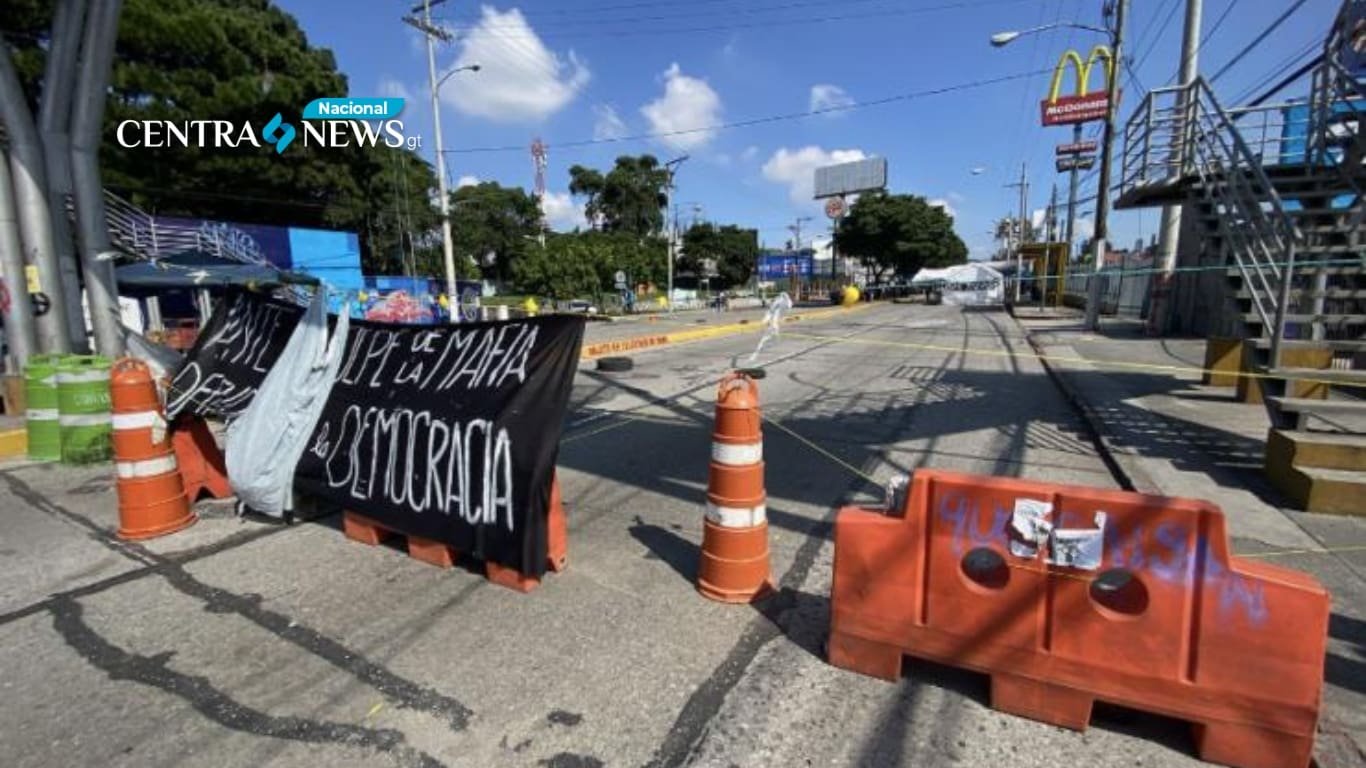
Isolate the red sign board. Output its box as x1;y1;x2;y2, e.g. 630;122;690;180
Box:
1041;92;1114;126
824;196;846;219
1056;140;1099;156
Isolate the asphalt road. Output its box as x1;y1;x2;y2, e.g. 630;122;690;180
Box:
0;302;1256;767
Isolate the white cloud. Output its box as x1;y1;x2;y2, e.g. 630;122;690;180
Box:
441;7;589;122
377;78;412;101
456;175;480;189
761;146;867;205
640;63;723;150
540;192;586;231
713;153;732;167
928;198;957;218
741;145;759;162
593;104;628;141
947;191;966;203
809;84;854;114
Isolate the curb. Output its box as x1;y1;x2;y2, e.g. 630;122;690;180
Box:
1017;322;1154;494
0;428;27;460
580;302;876;361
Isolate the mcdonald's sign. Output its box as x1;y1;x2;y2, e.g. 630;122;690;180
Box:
1040;45;1118;126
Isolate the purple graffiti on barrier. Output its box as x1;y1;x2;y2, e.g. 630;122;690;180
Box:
936;493;1268;626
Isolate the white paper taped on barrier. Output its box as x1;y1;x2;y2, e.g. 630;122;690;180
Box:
1048;512;1108;571
1009;498;1053;558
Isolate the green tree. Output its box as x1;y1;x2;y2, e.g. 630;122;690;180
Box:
680;223;757;289
834;192;968;283
567;155;669;237
2;0;441;275
450;181;541;283
511;230;666;301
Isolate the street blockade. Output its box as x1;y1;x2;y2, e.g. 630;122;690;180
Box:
110;358;196;540
698;372;773;603
828;469;1329;768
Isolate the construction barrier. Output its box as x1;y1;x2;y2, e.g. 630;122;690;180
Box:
24;354;62;461
828;469;1329;768
110;358;196;540
342;474;569;592
172;417;232;503
56;355;113;464
697;372;772;603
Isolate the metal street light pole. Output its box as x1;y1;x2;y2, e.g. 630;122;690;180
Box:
1082;0;1127;331
405;0;479;323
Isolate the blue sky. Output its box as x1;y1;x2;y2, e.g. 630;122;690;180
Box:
277;0;1343;259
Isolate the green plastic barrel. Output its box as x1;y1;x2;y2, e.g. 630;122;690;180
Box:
56;355;113;464
24;354;63;461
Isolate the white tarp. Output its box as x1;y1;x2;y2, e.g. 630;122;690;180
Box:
911;263;1004;306
225;290;350;517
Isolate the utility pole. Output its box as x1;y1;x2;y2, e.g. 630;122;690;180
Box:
1150;0;1202;334
663;155;688;313
788;216;811;251
405;0;459;321
1005;163;1029;303
1064;124;1082;254
1042;183;1058;311
1083;0;1128;331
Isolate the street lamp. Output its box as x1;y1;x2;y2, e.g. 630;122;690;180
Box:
989;22;1108;47
437;63;481;88
406;0;481;323
990;3;1126;331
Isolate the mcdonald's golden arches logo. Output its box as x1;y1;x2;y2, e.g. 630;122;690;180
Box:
1040;45;1118;126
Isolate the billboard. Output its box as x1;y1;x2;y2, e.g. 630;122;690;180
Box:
757;251;814;281
1040;46;1118;126
813;157;887;199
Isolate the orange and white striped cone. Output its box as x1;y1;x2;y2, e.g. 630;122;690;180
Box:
697;372;773;603
110;358;196;540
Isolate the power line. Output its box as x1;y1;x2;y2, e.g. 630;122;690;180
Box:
440;0;965;29
1209;0;1312;83
1231;35;1323;106
434;0;1044;40
442;67;1056;154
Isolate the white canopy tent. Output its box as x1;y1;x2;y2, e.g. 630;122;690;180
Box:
909;263;1005;306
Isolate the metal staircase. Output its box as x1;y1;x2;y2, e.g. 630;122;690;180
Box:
99;189;266;265
1116;0;1365;514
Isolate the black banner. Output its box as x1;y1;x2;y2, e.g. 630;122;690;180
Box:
165;289;305;419
293;314;586;576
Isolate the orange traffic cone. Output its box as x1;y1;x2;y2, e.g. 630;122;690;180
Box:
697;372;773;603
110;358;196;540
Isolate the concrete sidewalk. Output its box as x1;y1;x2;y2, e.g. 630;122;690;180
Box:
1017;311;1366;766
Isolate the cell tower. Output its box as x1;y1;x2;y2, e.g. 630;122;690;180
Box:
531;138;548;201
531;138;549;241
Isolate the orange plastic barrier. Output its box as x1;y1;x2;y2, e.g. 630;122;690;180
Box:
171;416;231;502
829;469;1329;768
343;474;569;593
697;372;772;603
110;358;196;540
